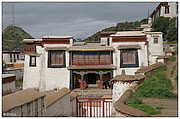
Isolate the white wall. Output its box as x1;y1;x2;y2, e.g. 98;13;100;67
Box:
160;2;177;18
112;82;137;102
23;54;41;89
112;41;148;75
23;44;71;91
146;32;164;65
3;81;16;93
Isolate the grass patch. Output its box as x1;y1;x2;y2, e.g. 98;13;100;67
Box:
168;55;176;62
124;63;176;115
133;66;176;98
125;98;161;115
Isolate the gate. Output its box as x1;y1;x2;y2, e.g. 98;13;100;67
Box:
76;97;112;117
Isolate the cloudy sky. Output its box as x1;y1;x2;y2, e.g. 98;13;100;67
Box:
2;2;159;39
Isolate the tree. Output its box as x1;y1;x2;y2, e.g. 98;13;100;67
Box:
152;17;177;42
165;18;177;42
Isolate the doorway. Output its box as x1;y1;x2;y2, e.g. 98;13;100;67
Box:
85;73;99;84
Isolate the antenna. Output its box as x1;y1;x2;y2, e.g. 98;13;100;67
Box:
12;3;15;26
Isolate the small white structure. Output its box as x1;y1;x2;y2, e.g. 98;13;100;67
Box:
111;72;145;102
2;51;24;64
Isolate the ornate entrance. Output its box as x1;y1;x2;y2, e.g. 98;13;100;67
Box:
71;70;113;89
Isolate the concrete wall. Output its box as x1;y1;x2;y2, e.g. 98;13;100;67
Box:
3;81;16;94
45;94;72;116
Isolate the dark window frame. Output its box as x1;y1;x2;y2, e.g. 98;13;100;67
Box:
29;56;36;67
48;50;66;68
120;49;139;68
165;6;169;14
154;37;159;44
107;38;110;46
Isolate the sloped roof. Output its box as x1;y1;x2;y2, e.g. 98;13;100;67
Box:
111;74;145;82
44;88;70;107
136;62;164;74
3;88;45;112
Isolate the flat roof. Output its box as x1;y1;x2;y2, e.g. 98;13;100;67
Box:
111;74;145;82
2;74;15;79
3;88;45;112
23;39;42;43
69;43;114;51
111;31;145;37
43;36;72;38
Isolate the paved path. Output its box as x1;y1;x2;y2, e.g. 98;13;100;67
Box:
142;98;178;117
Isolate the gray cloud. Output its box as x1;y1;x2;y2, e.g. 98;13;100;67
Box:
2;2;159;39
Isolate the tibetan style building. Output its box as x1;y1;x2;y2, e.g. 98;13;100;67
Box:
23;31;164;91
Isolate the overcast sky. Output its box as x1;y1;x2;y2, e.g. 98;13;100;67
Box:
2;2;159;39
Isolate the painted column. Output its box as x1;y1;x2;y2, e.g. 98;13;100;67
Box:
97;71;104;89
79;72;86;89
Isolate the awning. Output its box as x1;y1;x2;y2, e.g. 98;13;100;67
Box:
68;46;114;51
27;53;41;57
118;45;141;50
45;47;67;51
68;65;116;70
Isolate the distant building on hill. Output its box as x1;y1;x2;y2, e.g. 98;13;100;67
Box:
150;2;178;22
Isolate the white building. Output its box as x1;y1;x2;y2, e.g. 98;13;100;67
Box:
23;30;164;91
150;2;178;22
2;51;24;64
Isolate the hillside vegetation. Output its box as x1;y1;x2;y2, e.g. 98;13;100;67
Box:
84;19;147;42
3;25;33;51
152;17;177;42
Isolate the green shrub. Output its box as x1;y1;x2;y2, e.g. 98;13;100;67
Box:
168;55;176;62
125;97;142;105
133;66;175;98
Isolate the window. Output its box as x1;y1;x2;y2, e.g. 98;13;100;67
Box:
165;6;169;14
120;49;139;68
29;56;36;67
72;51;112;65
48;50;66;68
10;54;12;62
107;38;110;46
154;37;158;44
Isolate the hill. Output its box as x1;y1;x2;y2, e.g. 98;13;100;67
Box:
84;19;148;42
2;25;33;51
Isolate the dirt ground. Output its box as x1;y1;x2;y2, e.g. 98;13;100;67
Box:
142;98;178;117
